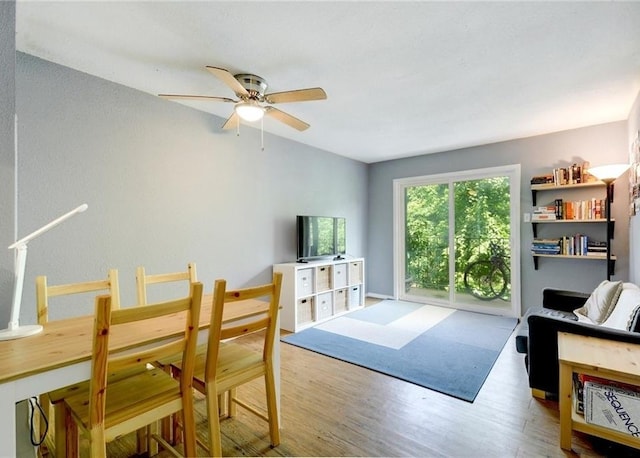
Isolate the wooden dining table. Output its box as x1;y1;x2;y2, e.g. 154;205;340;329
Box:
0;294;276;457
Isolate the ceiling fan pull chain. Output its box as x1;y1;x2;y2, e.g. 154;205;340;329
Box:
236;116;240;136
261;117;265;151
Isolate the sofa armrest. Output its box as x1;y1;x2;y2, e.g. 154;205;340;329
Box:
527;312;640;395
542;288;590;312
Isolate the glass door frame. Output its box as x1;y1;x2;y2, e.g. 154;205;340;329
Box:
393;164;521;318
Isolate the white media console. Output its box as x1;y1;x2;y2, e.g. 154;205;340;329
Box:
273;257;365;332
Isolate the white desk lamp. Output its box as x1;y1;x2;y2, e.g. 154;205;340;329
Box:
0;203;88;341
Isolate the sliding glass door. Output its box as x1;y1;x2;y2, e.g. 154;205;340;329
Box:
394;165;520;317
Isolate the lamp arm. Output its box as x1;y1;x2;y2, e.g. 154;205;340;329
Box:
8;204;88;249
8;245;27;330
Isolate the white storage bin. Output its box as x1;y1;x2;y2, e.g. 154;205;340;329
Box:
334;263;348;289
334;288;348;313
297;268;314;297
296;297;315;325
348;285;361;308
316;265;332;292
349;261;363;285
317;292;333;320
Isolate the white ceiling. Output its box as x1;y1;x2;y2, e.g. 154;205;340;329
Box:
15;1;640;164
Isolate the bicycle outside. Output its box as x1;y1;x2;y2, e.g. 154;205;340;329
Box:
463;241;510;301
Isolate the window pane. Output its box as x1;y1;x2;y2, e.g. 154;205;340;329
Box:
404;183;449;300
454;177;512;306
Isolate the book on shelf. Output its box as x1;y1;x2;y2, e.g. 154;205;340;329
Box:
530;174;554;185
574;373;640;418
555;199;563;219
532;204;557;221
587;239;607;256
531;213;556;221
573;373;585;415
584;381;640;436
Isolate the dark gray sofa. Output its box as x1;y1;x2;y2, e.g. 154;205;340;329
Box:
516;287;640;398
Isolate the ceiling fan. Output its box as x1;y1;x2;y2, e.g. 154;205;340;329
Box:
159;66;327;131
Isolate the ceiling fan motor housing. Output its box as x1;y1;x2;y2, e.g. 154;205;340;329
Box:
234;74;268;100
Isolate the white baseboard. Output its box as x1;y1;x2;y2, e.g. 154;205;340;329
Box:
366;292;395;300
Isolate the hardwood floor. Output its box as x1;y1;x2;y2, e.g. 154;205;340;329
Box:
101;299;639;457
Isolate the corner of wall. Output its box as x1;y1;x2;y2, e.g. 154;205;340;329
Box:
627;89;640;284
0;1;16;325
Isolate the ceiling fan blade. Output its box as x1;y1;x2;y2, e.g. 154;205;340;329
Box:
265;88;327;104
158;94;236;103
264;107;310;131
222;111;239;130
206;66;249;97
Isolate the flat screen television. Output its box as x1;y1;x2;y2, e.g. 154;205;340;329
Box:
296;215;346;262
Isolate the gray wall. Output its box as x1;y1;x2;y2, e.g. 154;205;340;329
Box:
0;1;16;326
14;52;367;322
367;121;629;313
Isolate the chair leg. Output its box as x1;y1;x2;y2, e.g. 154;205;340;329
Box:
531;388;547;399
181;392;198;458
206;384;223;457
38;396;51;458
218;392;228;419
63;405;79;458
264;369;281;447
161;414;173;445
172;410;183;446
136;427;147;454
147;422;159;456
88;425;106;458
229;387;238;417
53;403;68;458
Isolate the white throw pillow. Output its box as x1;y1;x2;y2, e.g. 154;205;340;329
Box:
574;280;623;324
601;283;640;330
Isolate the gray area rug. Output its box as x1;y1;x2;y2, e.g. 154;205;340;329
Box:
282;300;518;402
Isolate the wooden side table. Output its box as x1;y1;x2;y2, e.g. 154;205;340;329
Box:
558;332;640;450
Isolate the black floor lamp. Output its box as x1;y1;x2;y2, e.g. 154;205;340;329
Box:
587;164;629;280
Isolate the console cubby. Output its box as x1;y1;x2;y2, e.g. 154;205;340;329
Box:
274;257;365;332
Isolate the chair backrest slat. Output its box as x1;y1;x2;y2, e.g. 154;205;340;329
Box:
36;269;120;324
136;263;197;305
220;316;270;341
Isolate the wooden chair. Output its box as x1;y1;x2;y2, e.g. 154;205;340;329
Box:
171;272;283;456
61;282;203;458
136;262;197;444
136;262;197;305
35;269;120;457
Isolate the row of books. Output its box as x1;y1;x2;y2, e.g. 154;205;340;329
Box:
554;198;605;220
532;199;606;221
532;236;607;256
530;162;594;186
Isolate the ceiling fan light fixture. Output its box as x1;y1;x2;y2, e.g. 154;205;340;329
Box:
235;101;264;122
